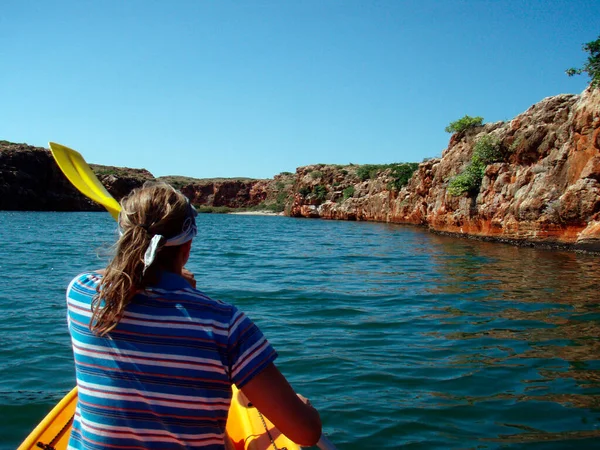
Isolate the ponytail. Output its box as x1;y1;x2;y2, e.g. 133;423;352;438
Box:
90;182;195;335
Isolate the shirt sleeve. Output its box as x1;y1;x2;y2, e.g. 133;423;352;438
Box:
227;306;278;388
66;272;102;329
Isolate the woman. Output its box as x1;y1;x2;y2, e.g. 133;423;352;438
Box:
66;182;322;449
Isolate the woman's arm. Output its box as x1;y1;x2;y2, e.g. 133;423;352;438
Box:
240;363;322;446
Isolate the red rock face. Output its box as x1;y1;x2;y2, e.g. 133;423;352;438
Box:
0;141;287;214
289;88;600;252
178;176;291;209
2;88;599;252
181;180;267;208
94;166;155;200
0;142;106;212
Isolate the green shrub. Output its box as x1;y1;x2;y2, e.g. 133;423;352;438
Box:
388;163;419;190
94;168;119;176
566;35;600;88
264;202;285;213
158;176;202;190
447;161;485;196
509;136;523;153
196;206;233;214
240;201;286;213
343;186;355;200
299;186;311;197
356;165;380;181
445;115;484;134
310;170;323;179
314;185;328;201
472;135;503;164
355;163;419;189
447;134;504;196
276;191;288;203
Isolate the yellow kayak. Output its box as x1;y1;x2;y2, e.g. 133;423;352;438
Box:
18;386;300;450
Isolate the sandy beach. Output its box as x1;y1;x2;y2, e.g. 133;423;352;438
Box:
227;211;284;216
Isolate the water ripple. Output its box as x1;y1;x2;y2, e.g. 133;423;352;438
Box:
2;212;600;449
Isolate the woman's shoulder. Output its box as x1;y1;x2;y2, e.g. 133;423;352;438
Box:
149;287;246;326
67;270;104;293
169;287;238;314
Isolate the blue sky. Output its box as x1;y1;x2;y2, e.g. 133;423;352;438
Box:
1;1;598;179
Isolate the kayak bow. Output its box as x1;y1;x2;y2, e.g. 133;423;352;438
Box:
18;386;302;450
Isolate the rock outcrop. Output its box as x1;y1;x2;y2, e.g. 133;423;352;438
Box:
289;88;600;252
178;179;265;209
0;141;279;212
0;141;100;212
2;87;599;252
153;174;295;211
91;165;155;200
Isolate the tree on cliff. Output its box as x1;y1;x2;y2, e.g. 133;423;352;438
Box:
566;35;600;89
445;115;484;134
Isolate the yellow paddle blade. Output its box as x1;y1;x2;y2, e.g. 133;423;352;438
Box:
49;142;122;220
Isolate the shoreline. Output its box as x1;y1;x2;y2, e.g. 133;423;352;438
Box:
429;228;600;255
227;210;284;216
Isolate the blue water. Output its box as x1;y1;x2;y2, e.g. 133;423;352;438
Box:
1;212;599;449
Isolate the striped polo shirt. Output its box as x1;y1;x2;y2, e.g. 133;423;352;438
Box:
66;271;277;449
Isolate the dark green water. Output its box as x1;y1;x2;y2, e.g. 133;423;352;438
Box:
1;212;599;449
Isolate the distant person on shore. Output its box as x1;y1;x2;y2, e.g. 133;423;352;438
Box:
65;182;322;449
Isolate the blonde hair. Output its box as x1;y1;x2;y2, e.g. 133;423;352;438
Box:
91;182;193;335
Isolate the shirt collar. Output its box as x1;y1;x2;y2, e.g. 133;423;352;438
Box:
155;270;193;290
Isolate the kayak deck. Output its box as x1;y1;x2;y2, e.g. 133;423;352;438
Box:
228;387;302;450
19;387;78;450
18;386;301;450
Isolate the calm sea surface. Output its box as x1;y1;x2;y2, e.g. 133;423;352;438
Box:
1;212;599;449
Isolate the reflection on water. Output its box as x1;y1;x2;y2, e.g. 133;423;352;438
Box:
2;214;600;449
421;235;600;445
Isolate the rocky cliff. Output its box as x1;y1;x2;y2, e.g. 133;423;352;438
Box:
0;141;157;212
161;173;295;211
0;141;278;213
2;87;599;252
289;87;600;252
0;141;99;212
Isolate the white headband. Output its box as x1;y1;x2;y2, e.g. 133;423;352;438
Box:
143;211;197;271
119;200;198;273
